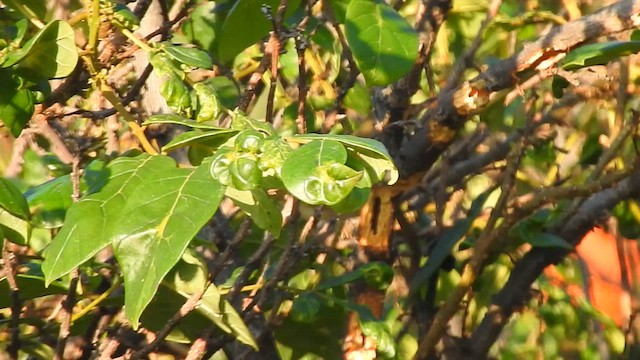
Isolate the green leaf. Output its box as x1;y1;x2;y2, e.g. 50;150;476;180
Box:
3;20;78;78
111;161;225;327
143;114;227;130
290;293;322;323
289;133;398;185
231;110;275;136
0;274;68;308
26;177;70;228
25;161;109;229
560;41;640;70
361;262;394;290
344;0;418;85
163;42;213;69
143;251;257;348
0;208;30;245
193;82;223;122
42;154;162;283
218;0;300;63
0;177;29;219
551;75;570;99
226;187;282;237
315;261;390;291
359;320;395;358
258;138;293;177
613;200;640;239
0;70;34;137
162;129;238;153
410;188;494;294
163;251;258;349
282;139;362;205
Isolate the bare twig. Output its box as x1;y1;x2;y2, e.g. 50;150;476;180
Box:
414;132;525;359
54;158;82;360
2;242;21;360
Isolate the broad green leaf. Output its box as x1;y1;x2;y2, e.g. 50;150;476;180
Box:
282;140;357;205
289;133;398;185
0;274;68;308
0;70;34;137
163;42;213;69
0;208;30;245
111;161;225;327
42;154;166;283
226;187;282;237
410;188;494;294
162;130;238;153
344;0;418;85
4;20;78;78
201;283;258;349
0;177;29;219
162;251;258;349
560;41;640;70
218;0;301;63
143;114;227;130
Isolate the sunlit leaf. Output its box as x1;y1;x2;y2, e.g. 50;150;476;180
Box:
162;130;238;153
344;0;418;85
112;161;225;327
163;42;213;69
226;187;282;236
3;20;78;78
560;41;640;70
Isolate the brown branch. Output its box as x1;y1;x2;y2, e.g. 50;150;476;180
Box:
386;0;453;122
394;0;640;178
2;242;21;360
469;170;640;357
54;159;82;360
414;131;525;359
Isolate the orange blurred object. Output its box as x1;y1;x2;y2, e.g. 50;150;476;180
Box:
543;227;640;327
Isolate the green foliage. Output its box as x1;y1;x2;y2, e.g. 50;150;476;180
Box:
2;1;639;358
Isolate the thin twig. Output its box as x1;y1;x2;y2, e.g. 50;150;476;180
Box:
415;133;525;359
2;241;21;360
54;158;83;360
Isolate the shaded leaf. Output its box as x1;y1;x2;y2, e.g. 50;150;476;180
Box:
410;188;495;294
0;177;29;219
0;274;68;308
